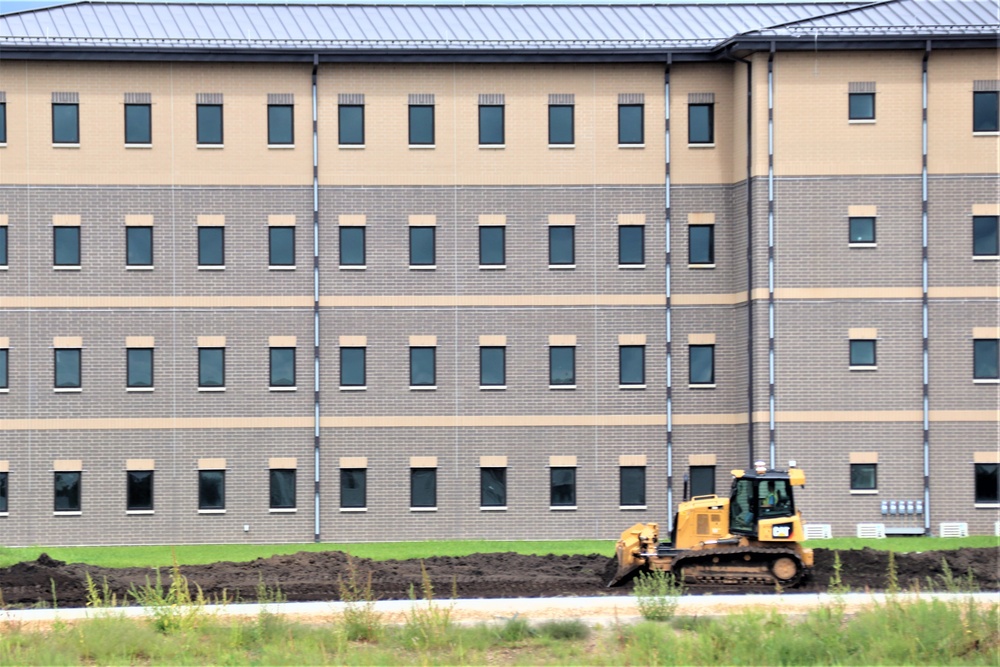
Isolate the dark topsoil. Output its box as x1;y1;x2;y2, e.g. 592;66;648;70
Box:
0;547;995;608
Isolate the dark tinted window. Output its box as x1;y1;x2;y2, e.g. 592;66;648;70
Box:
548;105;574;145
0;102;6;143
268;105;294;145
618;104;643;144
975;463;999;504
54;349;81;388
410;347;436;386
689;225;714;265
549;226;574;265
689;344;714;384
125;104;151;144
198;227;224;266
269;227;295;266
340;227;366;266
0;226;7;266
849;217;876;244
550;468;576;506
54;227;80;266
409;227;435;266
196;104;223;144
339;105;364;145
270;469;296;509
688;104;713;143
340;469;366;508
848;93;875;120
0;349;7;389
52;103;79;143
480;468;506;507
0;472;7;513
690;466;715;497
850;340;876;367
620;466;645;506
619;345;645;385
618;225;644;265
270;347;296;387
127;348;153;388
198;348;225;387
973;91;999;133
409;105;434;145
54;471;81;511
126;227;153;266
340;347;366;387
850;463;877;491
480;346;506;387
479;105;504;145
973;216;998;256
549;346;575;386
127;470;153;510
410;468;437;508
198;470;225;510
479;226;505;266
974;339;999;380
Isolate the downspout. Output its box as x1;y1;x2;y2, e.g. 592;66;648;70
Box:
767;43;776;469
312;54;321;542
664;56;674;533
921;42;931;535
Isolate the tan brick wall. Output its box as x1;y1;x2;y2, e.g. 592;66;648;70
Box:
928;49;1000;175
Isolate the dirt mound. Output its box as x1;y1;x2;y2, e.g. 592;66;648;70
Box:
0;547;994;608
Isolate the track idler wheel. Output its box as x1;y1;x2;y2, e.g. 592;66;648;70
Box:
770;556;801;584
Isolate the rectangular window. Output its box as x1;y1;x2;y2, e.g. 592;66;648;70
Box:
690;465;715;497
54;349;81;389
974;339;999;380
339;105;364;145
620;466;646;507
269;469;296;509
689;225;714;265
269;348;296;388
52;103;79;144
619;345;645;386
267;104;294;145
340;469;366;509
198;227;224;267
550;467;576;507
126;470;153;511
479;226;506;266
340;227;365;267
0;349;7;389
409;105;434;145
480;346;506;387
410;347;436;387
126;227;153;267
409;227;435;267
549;346;576;386
54;471;81;512
479;105;504;145
340;347;366;388
618;104;644;145
549;226;574;266
849;339;876;368
198;348;225;388
973;216;999;257
198;470;225;510
688;103;713;144
975;463;999;504
480;468;506;507
127;348;154;388
973;91;999;133
124;103;151;144
410;468;437;508
849;93;875;120
196;104;223;145
54;227;80;267
0;471;7;513
689;344;715;385
850;463;877;491
0;226;7;266
849;217;876;244
0;102;6;143
268;227;295;267
618;225;644;266
548;105;574;145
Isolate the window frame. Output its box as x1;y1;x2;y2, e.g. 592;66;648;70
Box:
196;103;223;145
550;467;577;508
688;225;715;266
974;463;999;505
848;92;876;121
410;468;437;509
339;226;366;268
480;467;507;508
973;91;999;133
618;103;644;145
549;345;576;387
850;463;878;492
124;103;152;145
126;226;153;267
0;348;8;390
126;470;154;511
478;104;505;146
0;470;7;513
268;226;295;267
688;103;714;144
548;225;575;267
479;226;506;267
269;347;296;388
849;339;877;369
409;226;436;267
340;468;367;509
197;226;225;267
338;104;365;146
197;469;225;511
126;348;154;389
688;344;715;386
409;346;437;388
849;216;876;246
619;466;646;507
0;101;6;144
479;346;506;388
619;345;646;387
198;347;225;389
267;104;294;146
54;348;82;389
269;469;296;510
53;226;81;267
618;225;645;267
0;226;7;267
52;102;79;144
340;346;367;388
973;339;999;381
973;215;999;258
408;104;435;146
54;471;82;512
690;465;716;497
548;104;574;146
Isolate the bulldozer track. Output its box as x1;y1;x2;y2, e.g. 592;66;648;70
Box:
670;546;807;588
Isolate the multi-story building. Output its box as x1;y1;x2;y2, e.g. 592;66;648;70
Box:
0;0;997;546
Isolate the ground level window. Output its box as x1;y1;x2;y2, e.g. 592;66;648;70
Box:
340;469;366;509
550;467;576;507
270;469;296;509
198;470;225;510
0;471;8;512
619;466;645;506
974;463;998;504
690;465;715;497
54;471;81;512
480;468;506;507
850;463;877;491
126;470;153;510
410;468;437;508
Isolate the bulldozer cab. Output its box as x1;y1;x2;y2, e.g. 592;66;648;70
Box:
728;470;795;536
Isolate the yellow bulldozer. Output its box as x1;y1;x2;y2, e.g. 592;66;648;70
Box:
609;462;813;587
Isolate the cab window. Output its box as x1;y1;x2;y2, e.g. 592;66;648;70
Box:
729;478;755;534
759;479;793;519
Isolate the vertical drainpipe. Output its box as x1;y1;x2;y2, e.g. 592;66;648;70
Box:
664;57;674;533
921;42;931;535
312;54;321;542
742;54;754;469
767;44;776;469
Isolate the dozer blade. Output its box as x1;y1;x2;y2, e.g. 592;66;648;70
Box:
607;560;647;588
607;522;658;587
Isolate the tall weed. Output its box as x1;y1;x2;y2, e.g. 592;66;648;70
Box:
336;553;383;642
401;561;455;650
128;556;207;634
633;569;684;622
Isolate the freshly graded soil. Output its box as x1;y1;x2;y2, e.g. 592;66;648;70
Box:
0;547;995;608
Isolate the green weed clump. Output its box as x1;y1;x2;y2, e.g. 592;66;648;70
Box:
84;572;120;609
493;614;536;644
633;569;684;621
128;556;208;634
401;562;456;650
827;550;851;595
536;619;591;641
926;557;980;593
336;553;383;642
